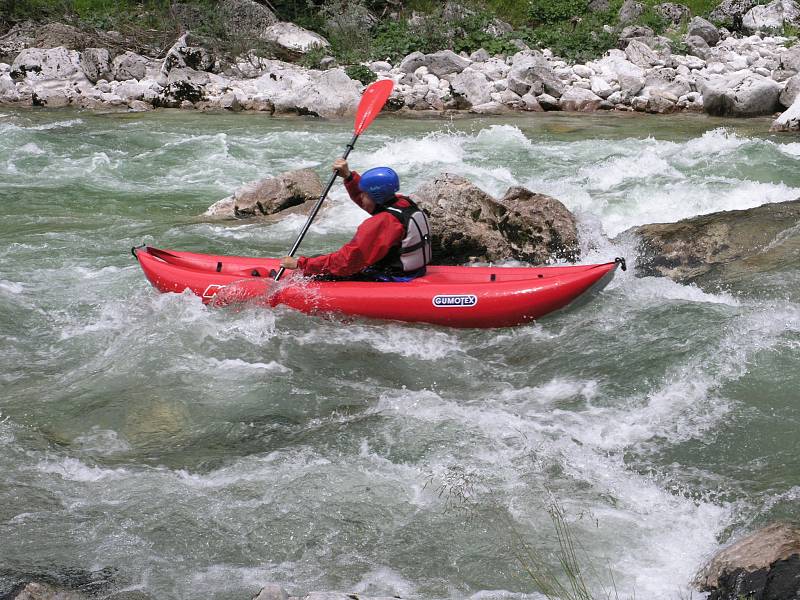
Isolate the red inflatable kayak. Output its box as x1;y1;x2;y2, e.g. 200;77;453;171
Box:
133;246;624;328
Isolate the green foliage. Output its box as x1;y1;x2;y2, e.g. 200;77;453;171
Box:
298;43;329;69
529;0;589;24
345;63;377;85
638;5;670;34
371;20;428;62
316;0;373;63
524;16;618;63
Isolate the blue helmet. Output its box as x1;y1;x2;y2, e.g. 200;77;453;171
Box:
358;167;400;204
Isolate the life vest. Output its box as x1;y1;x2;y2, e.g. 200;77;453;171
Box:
373;195;432;274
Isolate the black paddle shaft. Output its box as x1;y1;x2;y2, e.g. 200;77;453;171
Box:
274;132;360;281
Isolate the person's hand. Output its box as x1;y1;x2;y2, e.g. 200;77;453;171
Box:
332;158;351;179
280;256;298;270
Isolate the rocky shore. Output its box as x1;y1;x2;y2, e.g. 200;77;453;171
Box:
2;0;800;130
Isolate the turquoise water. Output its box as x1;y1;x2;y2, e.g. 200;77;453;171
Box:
1;108;799;599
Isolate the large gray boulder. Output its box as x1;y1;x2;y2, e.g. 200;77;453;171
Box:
10;46;85;81
687;16;720;46
780;73;800;107
80;48;111;83
618;199;800;286
495;187;580;263
695;523;800;600
709;0;757;27
204;169;323;219
450;67;492;107
508;52;566;98
424;50;470;78
236;61;361;118
559;87;604;111
742;0;800;31
625;39;661;68
771;95;800;131
111;51;147;81
398;51;426;74
262;22;330;58
644;67;692;98
593;50;645;98
699;72;781;117
217;0;278;39
411;173;579;264
779;45;800;74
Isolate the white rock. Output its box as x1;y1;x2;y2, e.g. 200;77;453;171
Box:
450;67;492;106
11;47;86;82
421;73;439;88
424;50;470;78
573;64;593;78
231;61;361;118
743;0;800;31
559;86;603;111
770;94;800;130
369;61;392;73
262;22;330;54
521;93;543;111
112;51;148;81
699;71;781;116
590;76;614;98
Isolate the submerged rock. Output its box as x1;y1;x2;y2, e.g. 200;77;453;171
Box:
411;173;579;264
619;198;800;286
205;169;323;219
695;523;800;600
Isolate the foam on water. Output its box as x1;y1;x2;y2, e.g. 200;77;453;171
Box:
292;324;461;360
36;457;130;482
0;280;24;294
203;357;291;373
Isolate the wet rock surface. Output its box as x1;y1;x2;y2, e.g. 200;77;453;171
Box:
411;173;579;264
619;198;800;288
204;169;323;219
695;523;800;600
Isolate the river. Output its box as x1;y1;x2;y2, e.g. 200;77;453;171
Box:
1;108;799;599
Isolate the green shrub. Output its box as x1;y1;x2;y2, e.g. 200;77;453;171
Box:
371;20;428;62
529;0;588;24
524;16;617;63
345;63;377;85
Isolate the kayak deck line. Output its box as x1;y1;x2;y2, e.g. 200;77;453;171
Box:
133;246;624;328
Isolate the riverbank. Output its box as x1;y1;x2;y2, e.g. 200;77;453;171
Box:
2;0;800;129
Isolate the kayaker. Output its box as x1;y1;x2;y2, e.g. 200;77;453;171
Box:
279;159;432;281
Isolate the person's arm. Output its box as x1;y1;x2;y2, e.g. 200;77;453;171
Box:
333;158;371;212
296;213;404;277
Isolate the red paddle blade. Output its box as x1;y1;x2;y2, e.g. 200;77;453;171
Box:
354;79;395;135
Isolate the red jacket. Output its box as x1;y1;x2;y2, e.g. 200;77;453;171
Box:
296;171;408;277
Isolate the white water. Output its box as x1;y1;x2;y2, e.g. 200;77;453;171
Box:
1;110;799;599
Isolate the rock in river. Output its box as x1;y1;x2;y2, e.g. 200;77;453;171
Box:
695;522;800;600
411;173;579;264
619;198;800;288
205;169;323;219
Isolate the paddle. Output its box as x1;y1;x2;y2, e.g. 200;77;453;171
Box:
274;79;395;281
